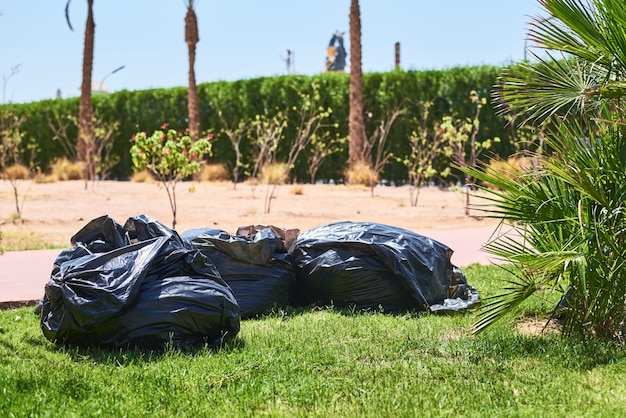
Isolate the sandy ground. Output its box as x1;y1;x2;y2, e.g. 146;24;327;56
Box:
0;179;500;249
0;179;507;304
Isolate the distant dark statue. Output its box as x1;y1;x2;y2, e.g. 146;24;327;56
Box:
281;49;295;74
326;31;347;72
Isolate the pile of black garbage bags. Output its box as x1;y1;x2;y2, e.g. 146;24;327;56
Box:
38;214;479;350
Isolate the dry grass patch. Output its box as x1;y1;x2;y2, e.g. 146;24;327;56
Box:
0;227;60;251
49;158;83;181
345;161;378;187
516;317;561;336
2;164;31;180
33;172;58;184
195;163;230;182
483;156;535;190
130;170;155;183
289;184;304;195
260;162;288;185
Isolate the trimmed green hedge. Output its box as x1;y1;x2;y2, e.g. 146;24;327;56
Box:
3;66;515;183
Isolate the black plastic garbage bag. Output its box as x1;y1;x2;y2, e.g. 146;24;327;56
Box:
68;214;129;253
68;213;184;251
182;226;296;318
124;213;184;244
291;221;479;313
39;215;240;350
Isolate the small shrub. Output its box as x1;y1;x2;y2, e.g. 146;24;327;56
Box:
33;172;57;184
49;158;83;181
345;161;378;187
195;163;229;182
290;184;304;195
244;177;260;187
131;170;156;183
3;164;30;180
130;127;212;229
260;162;287;185
483;156;534;190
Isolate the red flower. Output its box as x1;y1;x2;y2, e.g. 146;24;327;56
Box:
207;133;214;140
160;123;168;129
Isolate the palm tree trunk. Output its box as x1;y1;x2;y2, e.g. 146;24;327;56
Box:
349;0;367;169
78;0;95;185
185;3;200;142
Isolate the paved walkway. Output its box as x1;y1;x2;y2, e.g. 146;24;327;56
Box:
0;248;60;307
0;226;501;307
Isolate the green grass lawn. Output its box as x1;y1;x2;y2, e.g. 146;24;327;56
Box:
1;264;625;417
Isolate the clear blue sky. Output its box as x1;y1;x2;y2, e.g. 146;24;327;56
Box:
0;0;542;104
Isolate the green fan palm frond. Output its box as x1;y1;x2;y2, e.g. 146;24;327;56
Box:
530;0;607;64
464;155;585;333
599;0;626;74
532;0;626;73
465;115;626;338
484;229;580;272
473;267;554;334
498;0;626;124
497;57;608;123
474;0;626;340
544;117;626;207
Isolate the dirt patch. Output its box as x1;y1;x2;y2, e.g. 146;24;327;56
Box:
516;318;561;336
0;180;499;248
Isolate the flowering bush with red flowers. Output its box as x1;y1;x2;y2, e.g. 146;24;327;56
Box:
130;126;213;228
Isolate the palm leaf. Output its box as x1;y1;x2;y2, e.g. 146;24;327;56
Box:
65;0;73;31
499;0;626;122
497;56;608;123
478;0;626;339
531;0;626;73
530;0;607;64
473;268;546;334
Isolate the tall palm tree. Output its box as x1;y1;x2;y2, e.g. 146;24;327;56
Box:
185;0;200;141
65;0;95;184
348;0;367;169
472;0;626;340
